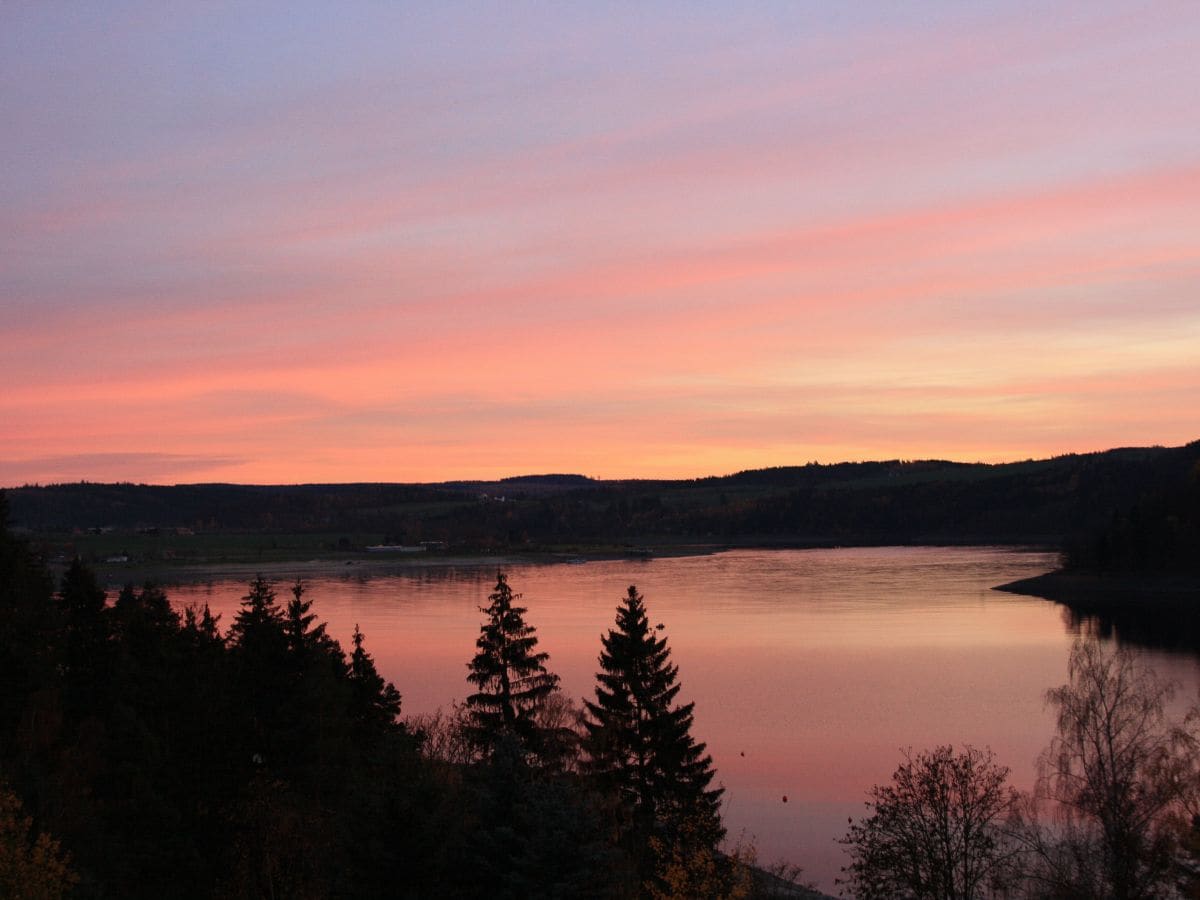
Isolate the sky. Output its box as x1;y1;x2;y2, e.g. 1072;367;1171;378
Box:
2;1;1198;485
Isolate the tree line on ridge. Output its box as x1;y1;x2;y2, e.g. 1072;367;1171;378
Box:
9;441;1199;551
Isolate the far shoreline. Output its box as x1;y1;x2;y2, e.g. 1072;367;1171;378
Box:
72;544;722;589
67;541;1055;589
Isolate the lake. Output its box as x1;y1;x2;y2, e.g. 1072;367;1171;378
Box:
165;546;1200;892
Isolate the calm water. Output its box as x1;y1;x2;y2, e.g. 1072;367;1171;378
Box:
166;547;1200;891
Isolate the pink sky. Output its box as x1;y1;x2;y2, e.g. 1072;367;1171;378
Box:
2;2;1198;484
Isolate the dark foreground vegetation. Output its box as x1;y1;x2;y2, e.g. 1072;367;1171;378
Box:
8;442;1199;562
839;641;1200;900
0;493;811;899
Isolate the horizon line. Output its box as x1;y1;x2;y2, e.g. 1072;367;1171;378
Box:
5;438;1194;491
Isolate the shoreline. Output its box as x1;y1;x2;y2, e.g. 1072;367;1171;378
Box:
994;570;1200;604
73;544;727;588
71;542;1054;588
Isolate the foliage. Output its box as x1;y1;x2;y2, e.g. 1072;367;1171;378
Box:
451;735;622;900
646;815;753;900
1013;641;1198;899
408;701;476;766
0;512;429;896
57;557;112;718
839;744;1019;900
584;587;723;830
229;574;286;658
0;786;76;900
349;622;403;732
222;774;333;900
583;586;724;883
748;858;818;899
1065;460;1200;573
0;492;60;760
283;578;333;662
0;501;748;898
465;572;564;763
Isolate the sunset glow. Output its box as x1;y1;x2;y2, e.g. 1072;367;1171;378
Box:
3;2;1198;484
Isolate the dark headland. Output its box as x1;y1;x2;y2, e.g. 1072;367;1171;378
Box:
994;443;1200;653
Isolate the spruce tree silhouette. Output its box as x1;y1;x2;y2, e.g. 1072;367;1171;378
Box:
465;572;560;762
349;623;402;732
583;586;723;851
228;575;289;768
57;557;111;719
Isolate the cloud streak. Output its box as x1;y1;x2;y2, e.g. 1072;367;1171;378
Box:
2;1;1198;483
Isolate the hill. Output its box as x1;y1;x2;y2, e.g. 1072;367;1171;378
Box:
7;441;1199;556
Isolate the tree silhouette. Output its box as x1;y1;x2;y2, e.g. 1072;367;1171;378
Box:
229;575;285;658
0;494;59;753
465;572;560;761
348;623;402;732
227;575;291;769
283;578;335;665
1015;641;1196;899
57;557;112;719
583;586;723;854
839;745;1018;900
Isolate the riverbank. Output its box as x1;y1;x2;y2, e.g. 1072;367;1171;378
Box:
995;570;1200;604
995;569;1200;654
68;541;1060;589
71;543;728;588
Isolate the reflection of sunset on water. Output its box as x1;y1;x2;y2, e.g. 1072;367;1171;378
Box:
165;547;1200;890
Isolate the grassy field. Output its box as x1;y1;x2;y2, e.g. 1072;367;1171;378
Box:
33;530;385;566
30;529;694;588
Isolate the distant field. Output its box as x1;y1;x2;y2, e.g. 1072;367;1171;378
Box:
33;530;384;567
31;530;686;583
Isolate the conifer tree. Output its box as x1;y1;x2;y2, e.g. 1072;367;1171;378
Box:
465;572;560;760
0;496;59;745
182;602;223;648
583;586;723;847
111;583;181;729
229;575;285;656
58;557;108;648
283;578;334;665
348;623;402;732
58;557;112;718
227;576;289;767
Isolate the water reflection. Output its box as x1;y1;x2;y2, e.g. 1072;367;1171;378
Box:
162;547;1199;892
1060;597;1200;657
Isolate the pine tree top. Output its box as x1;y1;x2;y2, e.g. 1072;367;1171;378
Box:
237;575;280;619
229;574;287;652
283;578;333;658
349;622;402;727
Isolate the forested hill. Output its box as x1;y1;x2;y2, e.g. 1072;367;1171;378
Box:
7;441;1199;549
